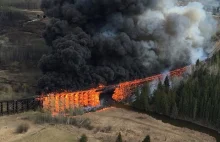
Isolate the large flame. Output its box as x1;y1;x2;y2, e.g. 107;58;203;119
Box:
112;66;189;101
38;66;189;115
38;86;104;115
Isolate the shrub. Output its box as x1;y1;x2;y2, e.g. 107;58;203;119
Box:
79;134;88;142
16;123;30;133
116;132;123;142
142;135;150;142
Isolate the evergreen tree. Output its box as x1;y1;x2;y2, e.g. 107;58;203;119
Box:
171;102;178;119
161;92;169;115
133;87;141;109
154;89;162;113
196;59;200;66
133;84;150;111
154;89;169;115
153;81;164;113
116;132;123;142
79;134;88;142
141;83;150;111
164;76;170;93
193;99;197;120
217;108;220;128
142;135;150;142
157;81;163;90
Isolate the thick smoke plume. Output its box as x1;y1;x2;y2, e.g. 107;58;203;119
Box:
38;0;216;93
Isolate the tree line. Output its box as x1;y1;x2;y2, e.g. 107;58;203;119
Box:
132;51;220;129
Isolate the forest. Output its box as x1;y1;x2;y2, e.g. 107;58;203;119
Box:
133;51;220;129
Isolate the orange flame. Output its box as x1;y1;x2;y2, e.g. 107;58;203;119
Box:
112;66;188;101
38;86;104;115
38;66;189;115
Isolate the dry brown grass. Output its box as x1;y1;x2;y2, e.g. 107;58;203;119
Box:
79;107;216;142
13;126;77;142
27;111;94;130
0;108;216;142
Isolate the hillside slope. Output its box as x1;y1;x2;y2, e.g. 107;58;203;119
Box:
0;108;216;142
0;7;49;100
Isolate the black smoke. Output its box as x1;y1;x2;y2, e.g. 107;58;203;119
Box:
38;0;214;93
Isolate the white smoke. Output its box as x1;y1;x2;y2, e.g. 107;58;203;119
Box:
178;0;220;7
197;0;219;7
139;0;217;65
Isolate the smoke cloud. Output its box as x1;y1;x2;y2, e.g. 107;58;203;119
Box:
38;0;217;93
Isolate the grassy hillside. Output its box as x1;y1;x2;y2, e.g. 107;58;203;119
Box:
0;0;41;10
0;2;49;100
0;108;216;142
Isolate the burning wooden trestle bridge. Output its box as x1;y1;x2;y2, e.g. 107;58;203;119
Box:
38;66;190;115
0;66;190;116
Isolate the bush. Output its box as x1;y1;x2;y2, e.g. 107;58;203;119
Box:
142;135;150;142
79;134;88;142
116;132;123;142
16;123;30;133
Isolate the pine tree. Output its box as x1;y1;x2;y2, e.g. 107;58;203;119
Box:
141;83;150;111
154;90;162;113
79;134;88;142
133;84;150;111
154;81;164;113
116;132;123;142
162;92;169;115
196;59;200;66
217;108;220;128
142;135;150;142
133;87;141;109
164;76;170;93
171;102;178;119
193;98;197;120
158;81;163;90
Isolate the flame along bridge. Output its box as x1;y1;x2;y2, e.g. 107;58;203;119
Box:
39;66;191;115
39;89;101;114
0;66;191;116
